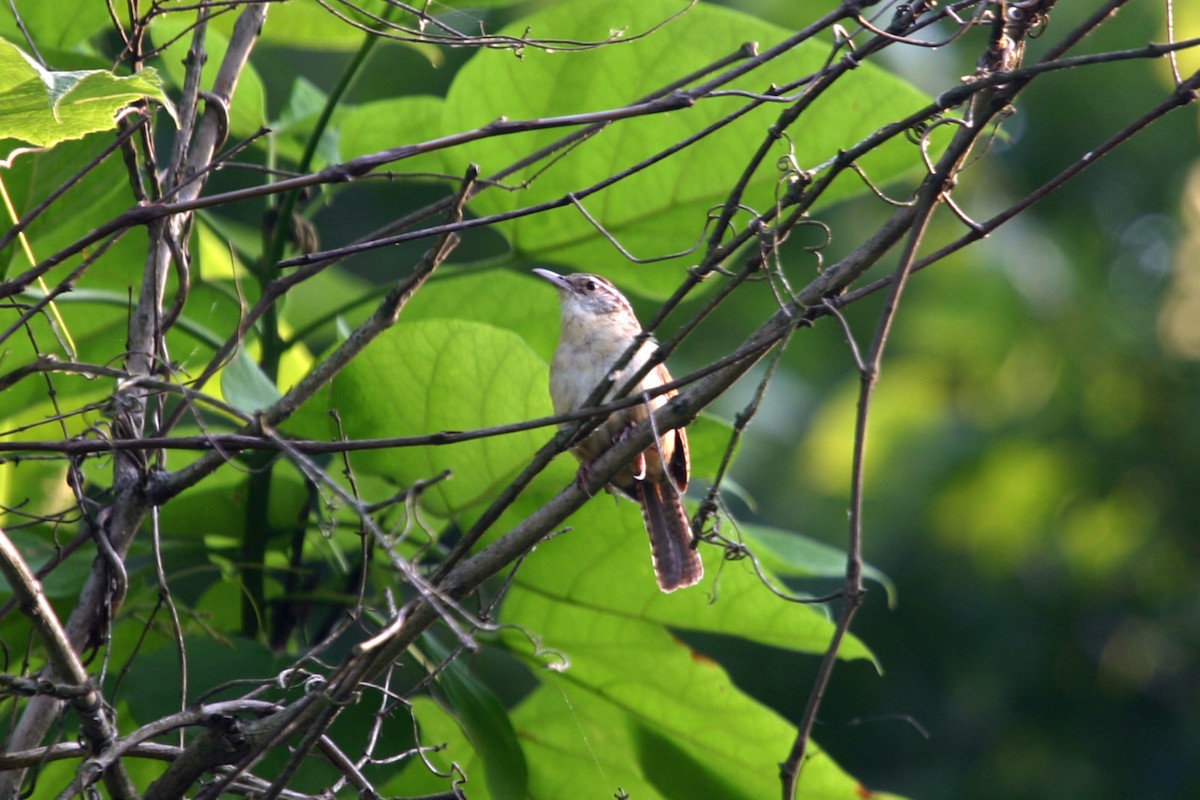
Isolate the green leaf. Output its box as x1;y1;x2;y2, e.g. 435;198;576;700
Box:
0;1;113;51
238;0;522;53
1;136;137;280
338;95;451;177
221;349;284;413
0;530;94;599
242;0;392;51
501;601;877;800
423;635;528;800
120;635;281;725
269;76;341;167
377;696;477;797
743;523;897;608
502;491;875;660
311;319;551;516
442;0;933;298
156;456;309;542
273;75;329;135
397;268;562;356
0;37;176;151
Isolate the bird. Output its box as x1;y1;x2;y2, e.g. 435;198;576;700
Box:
533;268;703;592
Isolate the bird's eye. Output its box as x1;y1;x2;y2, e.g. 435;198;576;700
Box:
584;280;597;292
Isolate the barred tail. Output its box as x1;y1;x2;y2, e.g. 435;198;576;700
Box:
638;480;703;592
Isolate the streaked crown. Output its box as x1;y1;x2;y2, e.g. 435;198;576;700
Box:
533;269;639;321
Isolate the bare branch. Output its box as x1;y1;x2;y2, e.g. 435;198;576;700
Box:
0;529;136;798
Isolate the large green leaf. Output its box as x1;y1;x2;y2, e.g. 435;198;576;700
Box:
338;95;451;177
310;319;551;516
120;635;282;725
204;0;447;65
1;1;113;51
234;0;526;52
500;490;875;659
0;173;137;382
0;37;174;151
442;0;932;298
245;0;391;51
0;135;141;278
394;268;562;357
501;601;886;800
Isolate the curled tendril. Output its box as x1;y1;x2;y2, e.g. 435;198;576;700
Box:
721;541;750;562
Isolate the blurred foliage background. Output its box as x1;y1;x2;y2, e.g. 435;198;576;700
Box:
705;2;1200;799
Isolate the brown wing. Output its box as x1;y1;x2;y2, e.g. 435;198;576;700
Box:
650;361;689;492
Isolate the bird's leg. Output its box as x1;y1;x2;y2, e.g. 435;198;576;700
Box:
573;461;598;497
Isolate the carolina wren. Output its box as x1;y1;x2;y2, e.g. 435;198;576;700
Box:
533;268;703;592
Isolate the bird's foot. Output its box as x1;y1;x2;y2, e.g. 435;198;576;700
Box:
574;462;596;497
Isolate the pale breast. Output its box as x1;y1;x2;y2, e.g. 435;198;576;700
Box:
550;319;655;415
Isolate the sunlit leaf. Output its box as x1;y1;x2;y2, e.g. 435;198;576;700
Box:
0;1;113;51
500;490;875;660
442;0;932;298
338;95;451;177
308;319;550;516
501;599;878;800
0;37;175;152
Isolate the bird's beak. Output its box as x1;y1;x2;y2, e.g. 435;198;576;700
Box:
532;268;569;292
